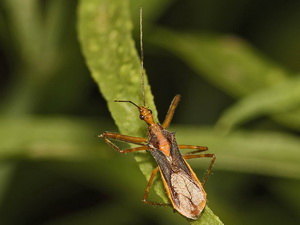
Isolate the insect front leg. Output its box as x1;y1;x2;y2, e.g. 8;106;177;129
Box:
99;132;149;153
183;153;216;185
142;167;171;207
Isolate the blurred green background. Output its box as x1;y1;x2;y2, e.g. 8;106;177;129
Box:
0;0;300;224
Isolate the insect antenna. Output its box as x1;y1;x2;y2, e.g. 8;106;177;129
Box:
140;7;146;107
114;100;139;109
114;8;145;109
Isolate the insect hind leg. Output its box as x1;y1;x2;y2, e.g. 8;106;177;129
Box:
142;167;171;207
183;153;216;185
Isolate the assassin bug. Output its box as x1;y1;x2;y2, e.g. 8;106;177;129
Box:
99;8;216;220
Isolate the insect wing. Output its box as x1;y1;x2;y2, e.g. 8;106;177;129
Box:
149;130;207;219
171;166;206;219
159;162;206;219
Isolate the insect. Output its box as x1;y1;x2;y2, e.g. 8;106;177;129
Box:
98;8;216;220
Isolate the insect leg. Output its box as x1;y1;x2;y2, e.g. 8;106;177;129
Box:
99;132;148;153
162;95;181;129
142;167;171;206
183;153;216;185
178;145;208;152
99;132;147;144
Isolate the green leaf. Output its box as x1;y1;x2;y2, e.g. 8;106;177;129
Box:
78;0;223;224
77;0;157;133
191;207;223;225
216;76;300;133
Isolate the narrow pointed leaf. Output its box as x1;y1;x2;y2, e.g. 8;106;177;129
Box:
78;0;222;223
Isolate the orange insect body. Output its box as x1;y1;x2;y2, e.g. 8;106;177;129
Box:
148;124;171;156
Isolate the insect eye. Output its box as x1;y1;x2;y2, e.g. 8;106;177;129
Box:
139;115;144;120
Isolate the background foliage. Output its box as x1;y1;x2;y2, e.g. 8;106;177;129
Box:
0;0;299;224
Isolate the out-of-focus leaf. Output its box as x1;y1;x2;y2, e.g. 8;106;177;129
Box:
78;0;222;223
149;28;289;97
216;76;300;133
2;0;41;65
272;108;300;130
0;117;107;160
1;0;79;116
130;0;175;26
148;28;300;130
2;0;66;73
